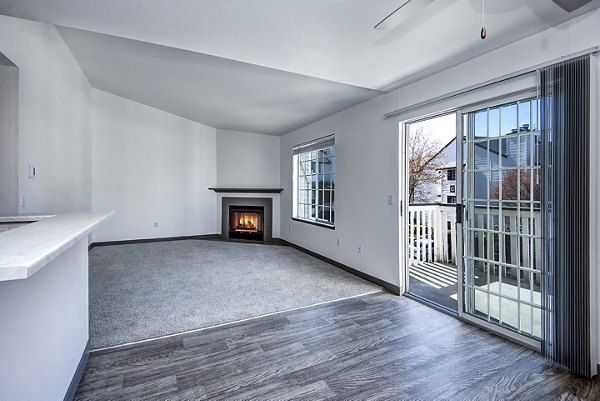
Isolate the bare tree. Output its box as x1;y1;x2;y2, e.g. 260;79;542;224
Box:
490;169;541;201
409;127;446;203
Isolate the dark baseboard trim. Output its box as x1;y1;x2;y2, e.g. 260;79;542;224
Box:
204;237;288;246
279;239;401;295
63;340;90;401
87;235;397;294
88;234;221;250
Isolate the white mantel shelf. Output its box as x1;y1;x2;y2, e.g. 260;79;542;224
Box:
0;212;114;281
209;187;283;193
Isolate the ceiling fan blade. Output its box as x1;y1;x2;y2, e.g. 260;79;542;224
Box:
374;0;437;30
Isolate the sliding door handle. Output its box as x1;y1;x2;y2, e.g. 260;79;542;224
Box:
456;203;464;224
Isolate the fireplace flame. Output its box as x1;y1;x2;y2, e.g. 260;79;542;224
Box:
232;212;260;232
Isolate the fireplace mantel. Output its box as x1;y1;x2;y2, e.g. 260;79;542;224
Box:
209;187;283;193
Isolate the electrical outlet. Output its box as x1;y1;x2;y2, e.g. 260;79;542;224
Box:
337;238;342;246
387;194;394;205
20;195;25;208
357;244;363;253
154;222;158;228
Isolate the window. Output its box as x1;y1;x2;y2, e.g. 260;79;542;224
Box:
292;135;335;227
447;169;456;181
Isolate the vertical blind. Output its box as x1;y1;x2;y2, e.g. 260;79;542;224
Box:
540;54;592;377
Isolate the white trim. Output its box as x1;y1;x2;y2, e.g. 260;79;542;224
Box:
456;112;465;318
385;47;600;120
461;313;541;350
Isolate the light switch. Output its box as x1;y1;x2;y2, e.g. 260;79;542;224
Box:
28;164;36;178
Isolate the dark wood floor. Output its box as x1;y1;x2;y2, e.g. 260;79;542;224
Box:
76;292;600;400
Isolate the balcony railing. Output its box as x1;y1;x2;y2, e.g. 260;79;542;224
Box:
408;203;542;272
408;204;457;266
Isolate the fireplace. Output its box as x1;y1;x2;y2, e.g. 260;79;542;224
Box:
221;197;273;242
229;206;264;241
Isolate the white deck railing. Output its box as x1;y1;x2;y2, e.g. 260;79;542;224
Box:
408;204;457;266
408;204;542;271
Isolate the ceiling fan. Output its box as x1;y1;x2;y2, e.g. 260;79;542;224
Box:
374;0;594;39
373;0;489;39
373;0;436;30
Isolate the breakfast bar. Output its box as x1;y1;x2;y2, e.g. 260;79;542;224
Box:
0;212;113;401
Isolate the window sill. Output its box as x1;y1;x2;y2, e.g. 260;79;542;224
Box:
291;217;335;230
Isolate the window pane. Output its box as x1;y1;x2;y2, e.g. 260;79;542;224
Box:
530;99;539;131
303;161;311;175
503;136;519;169
519;169;541;202
489;138;500;169
518;101;531;132
323;207;331;222
474;111;487;139
488;107;500;137
501;103;518;136
311;174;317;189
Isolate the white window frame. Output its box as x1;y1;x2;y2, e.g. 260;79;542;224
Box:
292;135;335;228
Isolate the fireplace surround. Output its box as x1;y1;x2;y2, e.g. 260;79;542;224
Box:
221;197;273;242
229;206;264;241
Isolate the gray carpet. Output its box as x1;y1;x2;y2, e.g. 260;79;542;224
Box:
89;240;380;348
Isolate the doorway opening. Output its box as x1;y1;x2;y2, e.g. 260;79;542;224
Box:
400;92;544;346
403;112;459;312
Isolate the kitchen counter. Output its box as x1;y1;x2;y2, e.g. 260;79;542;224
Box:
0;213;55;223
0;212;114;281
0;211;113;401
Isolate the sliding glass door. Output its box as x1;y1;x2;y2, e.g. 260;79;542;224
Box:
461;95;543;340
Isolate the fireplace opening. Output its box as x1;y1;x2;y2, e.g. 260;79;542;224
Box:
229;206;264;241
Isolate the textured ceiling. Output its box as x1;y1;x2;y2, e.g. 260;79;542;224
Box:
1;0;598;134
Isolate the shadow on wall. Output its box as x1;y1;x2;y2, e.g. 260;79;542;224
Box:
0;51;18;214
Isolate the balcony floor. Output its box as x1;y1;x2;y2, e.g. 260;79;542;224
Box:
408;261;458;312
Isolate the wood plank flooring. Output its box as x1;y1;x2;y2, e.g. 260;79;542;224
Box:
76;292;600;400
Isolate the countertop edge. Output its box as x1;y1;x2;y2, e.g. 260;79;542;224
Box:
0;212;114;282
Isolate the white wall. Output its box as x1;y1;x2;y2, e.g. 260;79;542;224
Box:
217;129;280;187
0;15;92;213
216;129;281;237
281;93;400;286
280;9;600;291
0;58;19;214
0;239;89;401
92;89;217;242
